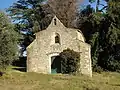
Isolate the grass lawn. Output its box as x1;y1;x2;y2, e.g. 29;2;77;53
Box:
0;66;120;90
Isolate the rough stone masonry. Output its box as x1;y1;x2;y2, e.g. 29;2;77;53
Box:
27;16;92;77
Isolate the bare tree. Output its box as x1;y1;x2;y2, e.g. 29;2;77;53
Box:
48;0;83;28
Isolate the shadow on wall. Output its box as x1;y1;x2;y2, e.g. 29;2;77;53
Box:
12;57;27;72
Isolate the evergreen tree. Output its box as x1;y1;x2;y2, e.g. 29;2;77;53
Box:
77;0;120;72
0;11;19;69
7;0;53;56
98;0;120;71
7;0;52;33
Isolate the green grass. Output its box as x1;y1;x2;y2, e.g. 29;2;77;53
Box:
0;67;120;90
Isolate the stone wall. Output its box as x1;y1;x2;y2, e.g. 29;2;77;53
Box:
79;42;92;77
27;16;92;77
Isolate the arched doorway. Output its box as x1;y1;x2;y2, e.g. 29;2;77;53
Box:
51;56;62;74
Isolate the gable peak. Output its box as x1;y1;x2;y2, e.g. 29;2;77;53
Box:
49;16;65;27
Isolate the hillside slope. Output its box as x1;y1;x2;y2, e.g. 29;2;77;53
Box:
0;71;120;90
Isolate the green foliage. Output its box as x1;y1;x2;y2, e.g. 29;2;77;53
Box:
7;0;53;33
59;48;80;75
7;0;54;56
76;5;103;70
93;65;103;73
98;1;120;71
77;0;120;72
0;12;19;69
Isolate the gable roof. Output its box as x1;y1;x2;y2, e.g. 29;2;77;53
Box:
47;16;65;28
35;16;86;42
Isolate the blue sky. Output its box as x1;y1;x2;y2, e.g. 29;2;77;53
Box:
0;0;18;10
0;0;107;11
81;0;107;9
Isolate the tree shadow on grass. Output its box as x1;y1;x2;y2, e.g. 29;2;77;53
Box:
12;67;26;72
110;84;120;87
12;57;27;72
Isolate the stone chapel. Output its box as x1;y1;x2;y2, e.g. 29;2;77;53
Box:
27;16;92;77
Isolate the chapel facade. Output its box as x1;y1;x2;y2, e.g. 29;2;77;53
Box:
27;16;92;77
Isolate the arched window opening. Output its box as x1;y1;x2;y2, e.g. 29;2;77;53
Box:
55;33;60;44
54;19;57;25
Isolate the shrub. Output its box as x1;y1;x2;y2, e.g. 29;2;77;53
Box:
59;48;80;74
93;65;103;73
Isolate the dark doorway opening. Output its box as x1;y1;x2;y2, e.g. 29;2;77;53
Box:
51;56;62;74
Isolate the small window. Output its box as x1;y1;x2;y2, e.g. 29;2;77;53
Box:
54;19;57;25
55;33;60;44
